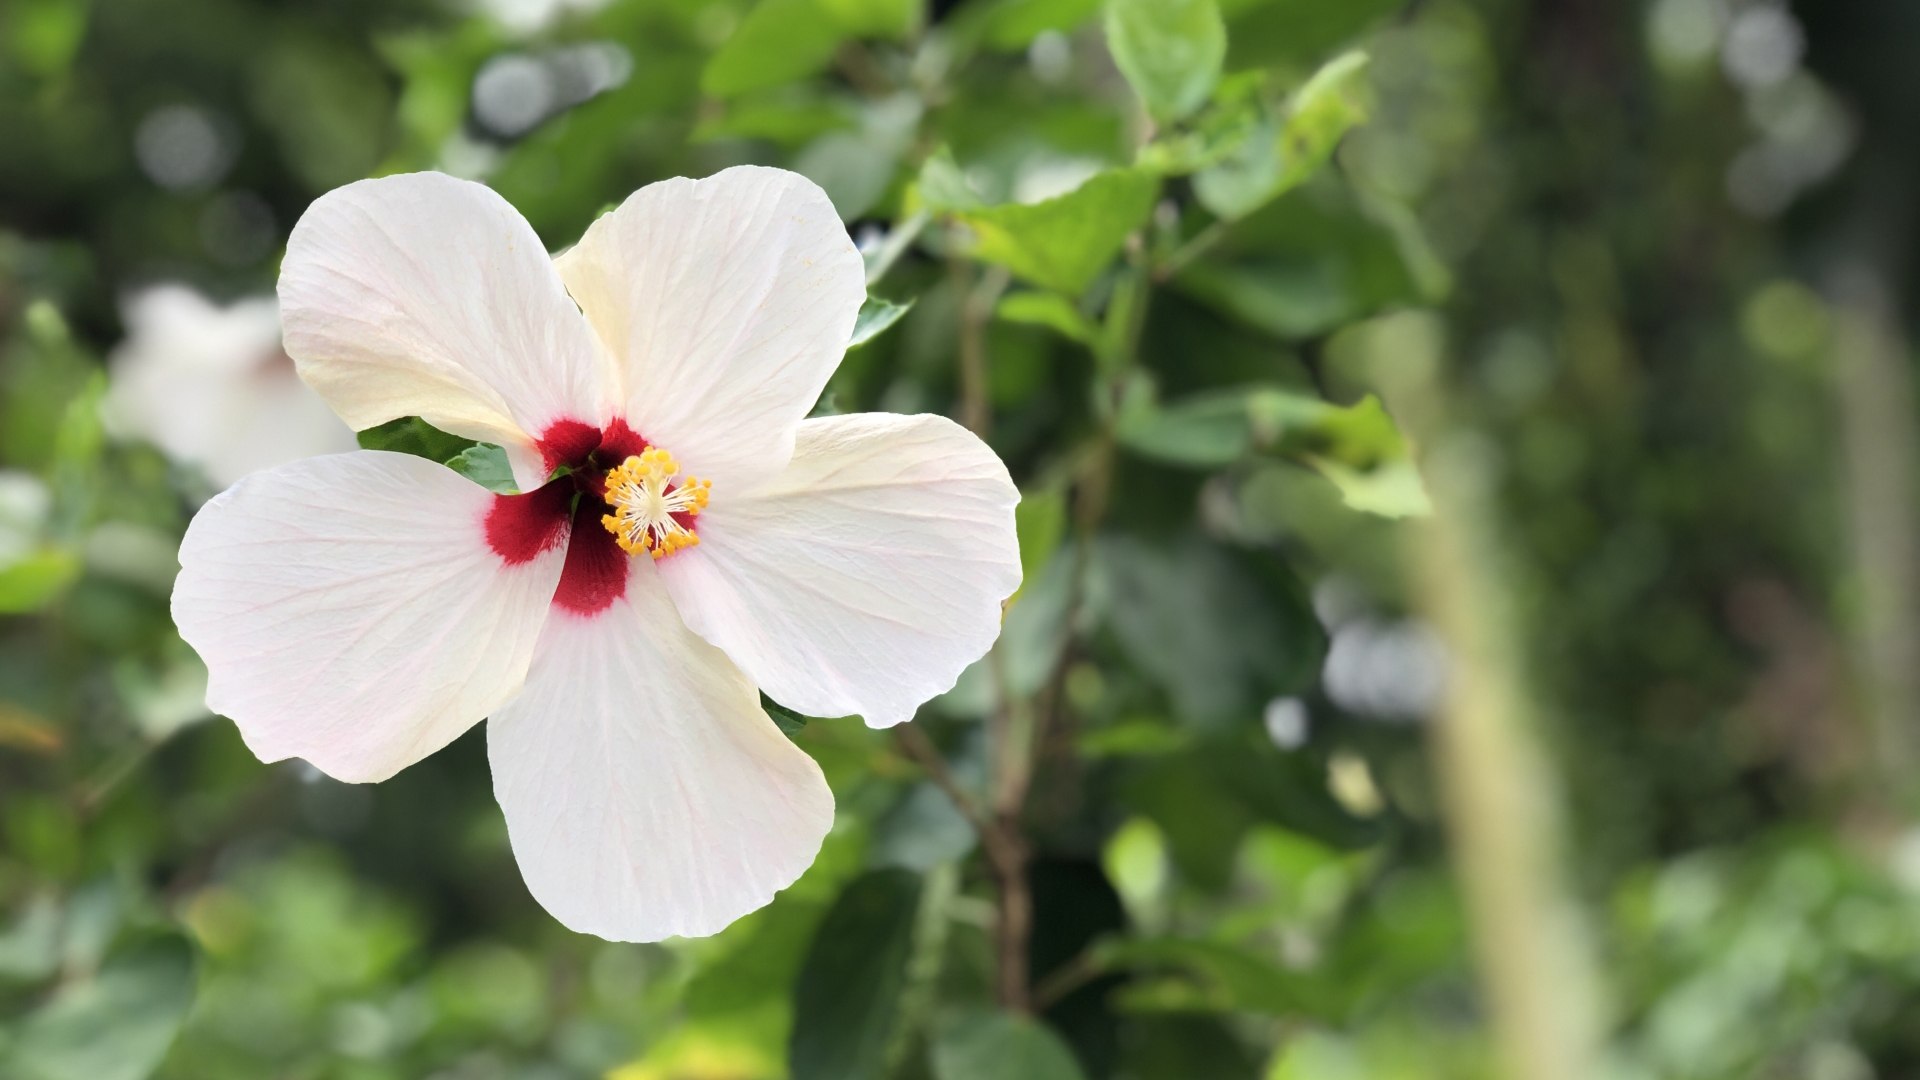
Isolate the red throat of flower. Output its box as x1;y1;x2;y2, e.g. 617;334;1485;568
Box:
484;418;708;616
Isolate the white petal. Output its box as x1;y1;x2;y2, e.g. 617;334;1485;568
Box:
104;286;358;488
488;565;833;942
659;412;1022;728
553;166;865;489
172;451;565;782
280;172;616;455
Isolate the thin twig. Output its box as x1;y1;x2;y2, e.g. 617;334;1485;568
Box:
1153;217;1232;283
895;721;989;833
1030;946;1104;1012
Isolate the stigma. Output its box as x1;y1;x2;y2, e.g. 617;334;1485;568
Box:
600;448;712;559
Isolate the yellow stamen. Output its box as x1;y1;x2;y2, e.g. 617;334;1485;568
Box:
600;449;711;559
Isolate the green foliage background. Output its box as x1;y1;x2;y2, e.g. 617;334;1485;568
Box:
4;0;1920;1078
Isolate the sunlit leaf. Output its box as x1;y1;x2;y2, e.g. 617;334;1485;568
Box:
997;291;1098;346
1194;51;1370;220
1103;0;1226;124
955;168;1159;295
0;548;80;614
702;0;846;97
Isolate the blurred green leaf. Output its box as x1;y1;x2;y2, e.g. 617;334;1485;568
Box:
997;291;1098;346
249;37;392;192
932;1010;1087;1080
1194;51;1370;221
0;548;80;613
851;296;916;349
975;0;1103;50
1224;0;1399;71
1103;0;1225;124
955;168;1159;295
1096;937;1304;1014
916;148;987;212
445;443;518;494
702;0;847;97
6;0;89;79
5;935;196;1080
1015;484;1069;589
814;0;919;38
789;868;923;1080
1098;534;1323;724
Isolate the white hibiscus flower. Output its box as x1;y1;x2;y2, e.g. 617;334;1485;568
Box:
169;166;1022;941
104;285;359;488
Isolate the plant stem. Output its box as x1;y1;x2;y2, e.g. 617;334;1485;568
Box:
1828;266;1920;801
1152;217;1231;283
1373;312;1605;1080
953;260;1009;437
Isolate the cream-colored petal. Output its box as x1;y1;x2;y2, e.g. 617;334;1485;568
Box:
659;412;1022;727
280;172;617;455
554;166;864;489
488;563;833;941
172;451;565;782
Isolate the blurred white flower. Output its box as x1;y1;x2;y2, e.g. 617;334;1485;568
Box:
103;285;358;488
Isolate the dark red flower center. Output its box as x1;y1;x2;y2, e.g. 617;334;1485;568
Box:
484;418;658;616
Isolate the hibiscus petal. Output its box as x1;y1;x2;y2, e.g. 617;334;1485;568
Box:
487;565;834;942
172;451;566;783
280;172;616;473
553;166;865;489
658;413;1022;728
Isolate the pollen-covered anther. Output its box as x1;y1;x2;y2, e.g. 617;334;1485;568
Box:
600;449;712;559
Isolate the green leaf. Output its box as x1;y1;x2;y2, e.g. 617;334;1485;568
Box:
0;548;80;614
1117;386;1263;467
955;168;1159;295
5;935;196;1080
996;292;1098;346
1224;0;1400;72
1289;394;1430;518
702;0;846;97
1102;0;1225;124
975;0;1103;50
445;443;518;494
357;416;476;462
932;1010;1087;1080
761;692;815;738
814;0;919;38
1194;51;1370;221
1098;534;1324;725
789;868;924;1080
1115;384;1430;517
1093;937;1303;1014
850;296;915;349
1015;485;1068;591
915;148;987;212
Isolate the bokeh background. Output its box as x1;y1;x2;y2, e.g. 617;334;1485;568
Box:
4;0;1920;1078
